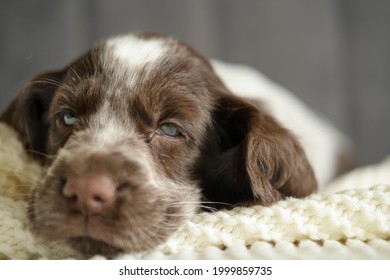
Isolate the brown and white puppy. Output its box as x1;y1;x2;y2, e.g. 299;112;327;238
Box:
0;33;347;256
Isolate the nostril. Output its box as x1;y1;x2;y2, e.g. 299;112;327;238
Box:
59;176;78;203
59;176;67;190
62;178;77;199
68;194;78;202
92;194;104;203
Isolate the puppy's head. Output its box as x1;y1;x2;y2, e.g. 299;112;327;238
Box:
1;33;317;256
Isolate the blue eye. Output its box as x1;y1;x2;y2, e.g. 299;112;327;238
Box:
157;123;181;138
63;111;78;127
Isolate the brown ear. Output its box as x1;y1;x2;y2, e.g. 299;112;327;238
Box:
199;94;318;207
0;70;66;159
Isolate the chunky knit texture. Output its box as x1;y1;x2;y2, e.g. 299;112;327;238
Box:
0;123;389;259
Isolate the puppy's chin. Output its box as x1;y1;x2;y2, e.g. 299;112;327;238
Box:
68;237;123;258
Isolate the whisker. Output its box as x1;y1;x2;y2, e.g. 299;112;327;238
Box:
28;78;61;88
67;64;82;81
168;200;234;211
29;78;77;96
3;191;32;200
164;213;196;218
135;228;157;249
4;182;36;188
154;150;171;158
25;149;55;160
26;51;44;60
203;201;234;208
0;168;40;181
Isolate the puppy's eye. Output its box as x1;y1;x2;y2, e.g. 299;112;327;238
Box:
156;123;182;138
63;111;78;127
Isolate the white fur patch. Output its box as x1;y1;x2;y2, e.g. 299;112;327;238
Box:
90;103;136;147
106;35;167;70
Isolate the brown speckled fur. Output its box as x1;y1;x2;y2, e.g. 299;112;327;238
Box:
0;33;317;256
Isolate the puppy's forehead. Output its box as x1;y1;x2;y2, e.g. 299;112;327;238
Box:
103;34;169;71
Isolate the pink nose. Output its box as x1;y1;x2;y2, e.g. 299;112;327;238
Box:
62;174;116;215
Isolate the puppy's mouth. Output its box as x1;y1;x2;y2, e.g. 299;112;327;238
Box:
56;213;162;257
28;178;189;257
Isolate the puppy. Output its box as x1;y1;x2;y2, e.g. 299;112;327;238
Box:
0;33;351;256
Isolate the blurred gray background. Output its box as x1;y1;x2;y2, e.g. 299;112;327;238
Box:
0;0;389;165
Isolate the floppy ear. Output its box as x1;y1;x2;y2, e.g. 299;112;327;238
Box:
0;70;66;160
199;94;318;207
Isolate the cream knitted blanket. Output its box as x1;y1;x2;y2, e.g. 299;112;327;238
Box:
0;123;389;259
